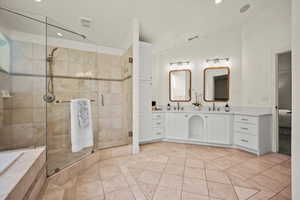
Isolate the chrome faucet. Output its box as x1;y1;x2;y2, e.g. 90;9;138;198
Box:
212;102;216;111
177;102;180;111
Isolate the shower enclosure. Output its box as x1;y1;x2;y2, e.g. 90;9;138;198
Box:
0;7;133;176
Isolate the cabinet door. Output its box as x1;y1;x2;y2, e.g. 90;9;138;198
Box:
139;81;152;114
139;42;152;81
165;113;188;139
206;115;231;145
139;113;152;142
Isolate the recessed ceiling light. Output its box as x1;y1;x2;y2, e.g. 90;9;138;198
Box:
240;4;251;13
215;0;223;5
57;32;63;37
35;0;42;2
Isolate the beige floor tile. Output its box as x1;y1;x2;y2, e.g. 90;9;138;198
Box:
168;156;186;166
138;170;161;185
105;188;135;200
130;185;147;200
251;175;287;193
102;175;129;193
259;153;290;164
76;180;104;200
184;167;206;180
262;167;291;185
153;187;181;200
42;184;65;200
182;192;210;200
138;182;157;200
269;194;290;200
159;174;183;190
281;159;291;169
278;185;291;200
226;165;257;180
41;142;292;200
240;158;273;173
247;190;276;200
234;186;259;200
207;181;238;200
211;157;240;170
183;177;208;196
144;161;166;172
269;165;291;176
128;167;144;180
186;159;205;168
99;166;122;179
164;164;185;176
150;155;169;163
206;169;231;184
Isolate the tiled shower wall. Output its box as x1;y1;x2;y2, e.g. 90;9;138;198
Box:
0;40;133;162
0;41;46;151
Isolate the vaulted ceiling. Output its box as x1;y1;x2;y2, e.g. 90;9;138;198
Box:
0;0;288;50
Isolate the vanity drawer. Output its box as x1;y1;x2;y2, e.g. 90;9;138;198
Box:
235;132;258;150
234;122;258;135
152;113;164;120
152;127;164;137
152;119;164;127
235;115;258;125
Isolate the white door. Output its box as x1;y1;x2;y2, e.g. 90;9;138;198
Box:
205;114;232;145
165;113;189;140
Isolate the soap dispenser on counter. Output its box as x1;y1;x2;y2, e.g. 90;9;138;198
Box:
225;103;230;112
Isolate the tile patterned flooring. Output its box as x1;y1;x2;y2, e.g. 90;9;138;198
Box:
41;142;292;200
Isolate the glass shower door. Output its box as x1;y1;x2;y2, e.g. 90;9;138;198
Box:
0;7;47;152
45;18;98;175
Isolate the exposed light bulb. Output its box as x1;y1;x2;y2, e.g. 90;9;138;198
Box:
57;32;63;37
215;0;223;5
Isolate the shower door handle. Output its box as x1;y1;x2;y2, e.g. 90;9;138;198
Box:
101;94;104;106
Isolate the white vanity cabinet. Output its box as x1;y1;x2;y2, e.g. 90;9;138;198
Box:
152;112;164;140
205;114;233;145
165;113;189;140
234;114;272;155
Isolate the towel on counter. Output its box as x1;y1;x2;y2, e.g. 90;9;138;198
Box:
70;99;94;152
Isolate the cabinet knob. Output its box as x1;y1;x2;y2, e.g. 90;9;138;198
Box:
241;139;249;143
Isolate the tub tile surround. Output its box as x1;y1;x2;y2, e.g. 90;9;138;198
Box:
40;142;291;200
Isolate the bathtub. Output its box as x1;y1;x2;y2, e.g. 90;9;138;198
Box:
0;151;24;175
0;147;46;200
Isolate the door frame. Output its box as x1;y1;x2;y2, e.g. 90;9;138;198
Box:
272;47;292;153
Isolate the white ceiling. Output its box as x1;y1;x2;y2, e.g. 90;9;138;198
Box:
0;0;288;50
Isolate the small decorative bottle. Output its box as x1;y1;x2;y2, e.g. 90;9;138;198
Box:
167;103;171;111
225;103;230;112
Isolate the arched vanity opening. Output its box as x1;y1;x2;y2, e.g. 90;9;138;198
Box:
188;115;205;140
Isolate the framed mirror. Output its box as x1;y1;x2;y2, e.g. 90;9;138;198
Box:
169;69;191;102
204;67;230;102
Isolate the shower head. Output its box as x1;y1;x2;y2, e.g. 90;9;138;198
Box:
50;47;59;57
47;47;59;63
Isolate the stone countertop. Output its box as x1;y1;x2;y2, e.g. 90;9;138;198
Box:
153;108;272;117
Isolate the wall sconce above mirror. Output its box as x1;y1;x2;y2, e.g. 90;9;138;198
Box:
169;69;191;102
204;67;230;102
